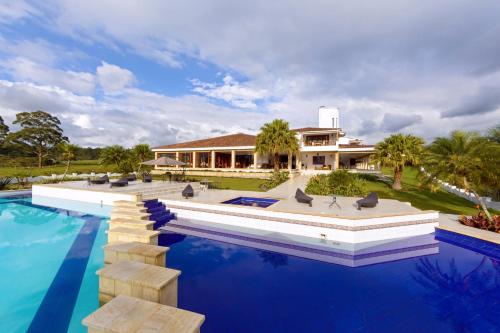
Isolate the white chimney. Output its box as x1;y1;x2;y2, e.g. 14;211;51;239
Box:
318;106;340;128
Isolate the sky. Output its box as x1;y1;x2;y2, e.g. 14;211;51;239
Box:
0;0;499;148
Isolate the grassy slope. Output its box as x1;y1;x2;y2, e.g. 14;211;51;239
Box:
0;160;110;177
365;167;480;215
185;176;267;192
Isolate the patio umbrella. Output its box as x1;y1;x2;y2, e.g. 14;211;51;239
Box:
141;156;187;166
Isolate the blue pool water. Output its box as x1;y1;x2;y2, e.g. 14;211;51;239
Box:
159;233;500;333
1;194;499;332
222;196;279;208
0;195;108;333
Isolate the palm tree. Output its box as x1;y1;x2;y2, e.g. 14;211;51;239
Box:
99;145;129;169
59;142;78;180
374;133;425;190
132;144;153;172
255;119;299;172
424;131;499;221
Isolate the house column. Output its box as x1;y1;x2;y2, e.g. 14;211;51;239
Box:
231;150;236;169
211;150;216;168
175;152;179;168
296;152;301;171
253;152;258;169
335;152;339;170
287;153;292;172
192;151;196;168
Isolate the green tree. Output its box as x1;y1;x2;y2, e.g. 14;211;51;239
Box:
100;145;129;169
6;111;67;167
59;142;79;180
0;115;9;146
487;124;500;144
374;133;425;190
255;119;299;172
423;131;499;221
132;144;154;172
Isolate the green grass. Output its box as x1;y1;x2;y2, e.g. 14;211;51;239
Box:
363;167;483;215
185;176;268;192
0;160;110;177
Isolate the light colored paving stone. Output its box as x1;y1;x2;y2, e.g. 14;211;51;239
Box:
111;206;148;214
104;242;169;267
97;261;180;307
438;214;500;244
110;211;151;220
82;295;204;333
108;227;160;245
108;218;155;231
113;200;146;208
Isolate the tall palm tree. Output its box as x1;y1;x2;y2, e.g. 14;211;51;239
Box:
374;133;425;190
132;144;154;172
255;119;299;172
59;142;78;180
99;145;129;169
424;131;499;221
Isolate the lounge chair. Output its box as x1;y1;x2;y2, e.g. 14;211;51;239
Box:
110;178;129;188
295;188;313;207
142;174;152;183
356;192;378;210
125;174;137;182
88;175;109;185
182;184;194;198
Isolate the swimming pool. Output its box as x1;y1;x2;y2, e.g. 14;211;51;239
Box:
2;193;499;332
159;232;500;333
0;194;109;333
222;197;279;208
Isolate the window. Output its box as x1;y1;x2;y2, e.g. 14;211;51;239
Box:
312;156;325;165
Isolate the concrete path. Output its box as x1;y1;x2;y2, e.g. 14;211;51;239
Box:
265;174;311;198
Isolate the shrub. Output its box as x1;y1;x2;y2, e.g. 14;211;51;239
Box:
305;174;331;195
0;177;12;190
305;170;367;197
459;212;500;233
260;171;289;190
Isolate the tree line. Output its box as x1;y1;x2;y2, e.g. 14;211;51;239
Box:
0;111;153;174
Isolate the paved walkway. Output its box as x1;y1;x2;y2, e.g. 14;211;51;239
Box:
265;174;311;198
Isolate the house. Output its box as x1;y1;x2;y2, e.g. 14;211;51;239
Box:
152;106;376;176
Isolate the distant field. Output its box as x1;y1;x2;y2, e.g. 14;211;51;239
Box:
0;160;111;177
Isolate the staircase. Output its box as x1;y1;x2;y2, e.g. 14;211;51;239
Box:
107;199;177;245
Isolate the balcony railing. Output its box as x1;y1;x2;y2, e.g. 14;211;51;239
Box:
303;140;336;146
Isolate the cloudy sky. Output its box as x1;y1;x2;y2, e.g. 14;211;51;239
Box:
0;0;499;147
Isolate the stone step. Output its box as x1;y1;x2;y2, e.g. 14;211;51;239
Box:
96;261;180;307
108;218;154;230
83;295;205;333
110;211;151;220
107;227;160;245
103;241;169;266
111;206;148;214
113;200;145;208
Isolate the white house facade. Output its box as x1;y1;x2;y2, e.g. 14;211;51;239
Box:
152;106;377;176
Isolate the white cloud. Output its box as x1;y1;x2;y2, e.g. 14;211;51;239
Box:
0;57;95;95
96;62;135;94
0;0;37;23
191;75;267;109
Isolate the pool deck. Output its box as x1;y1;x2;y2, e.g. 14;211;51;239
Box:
437;214;500;245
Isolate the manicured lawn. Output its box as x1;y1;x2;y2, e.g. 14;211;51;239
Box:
186;176;268;192
0;160;111;177
363;167;483;215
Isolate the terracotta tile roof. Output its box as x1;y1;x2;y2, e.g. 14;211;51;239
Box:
153;133;256;149
292;127;340;132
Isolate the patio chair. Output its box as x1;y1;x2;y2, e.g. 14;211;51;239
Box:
142;174;152;183
125;174;137;182
110;178;129;188
356;192;378;210
295;188;313;207
88;175;109;185
182;184;194;199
